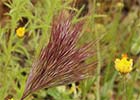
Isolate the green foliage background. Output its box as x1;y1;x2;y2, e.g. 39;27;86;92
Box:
0;0;140;100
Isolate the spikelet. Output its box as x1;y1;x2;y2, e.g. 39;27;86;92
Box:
21;13;97;100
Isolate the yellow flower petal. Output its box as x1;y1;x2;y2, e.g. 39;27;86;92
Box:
16;27;25;37
114;54;133;74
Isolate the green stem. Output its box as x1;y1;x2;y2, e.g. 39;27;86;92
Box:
92;0;101;100
89;0;101;99
123;76;127;100
96;26;101;100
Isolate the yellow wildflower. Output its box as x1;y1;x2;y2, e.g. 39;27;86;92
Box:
68;83;81;96
16;27;25;37
96;2;101;7
69;83;76;94
114;54;133;74
116;2;124;8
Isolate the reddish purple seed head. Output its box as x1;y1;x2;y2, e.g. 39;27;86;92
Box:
21;13;96;100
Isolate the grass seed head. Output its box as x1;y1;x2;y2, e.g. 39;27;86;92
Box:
21;13;97;100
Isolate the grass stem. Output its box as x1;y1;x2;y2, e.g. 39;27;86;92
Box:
123;76;127;100
91;0;101;100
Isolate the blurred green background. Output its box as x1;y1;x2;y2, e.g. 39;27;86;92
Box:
0;0;140;100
